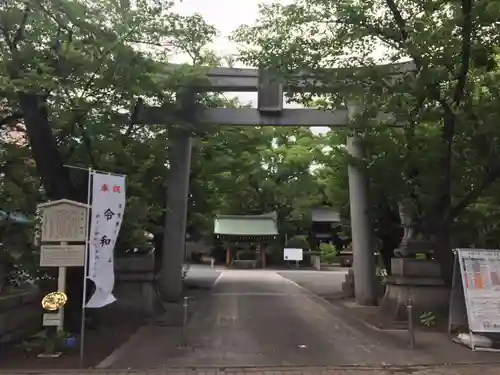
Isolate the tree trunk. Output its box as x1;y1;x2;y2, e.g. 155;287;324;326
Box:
19;93;87;332
378;231;402;275
432;111;455;285
18;93;82;201
375;202;403;275
432;219;454;285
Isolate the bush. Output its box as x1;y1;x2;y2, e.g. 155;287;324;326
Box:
319;243;338;264
285;235;310;250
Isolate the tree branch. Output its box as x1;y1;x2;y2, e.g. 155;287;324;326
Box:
12;5;30;47
452;0;473;106
385;0;409;41
80;27;139;98
124;98;143;137
434;0;474;221
33;0;72;33
74;111;98;169
384;0;424;71
449;164;500;221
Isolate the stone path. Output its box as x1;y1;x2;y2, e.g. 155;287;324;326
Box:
105;270;435;368
4;364;500;375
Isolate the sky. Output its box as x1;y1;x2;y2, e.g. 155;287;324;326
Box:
171;0;273;59
168;0;331;132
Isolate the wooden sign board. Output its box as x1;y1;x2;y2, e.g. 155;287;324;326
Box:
38;199;88;242
40;244;85;267
43;313;61;327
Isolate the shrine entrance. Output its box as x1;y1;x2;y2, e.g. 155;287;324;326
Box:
137;61;415;305
214;212;279;269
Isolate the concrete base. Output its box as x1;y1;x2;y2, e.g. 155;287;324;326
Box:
311;255;321;270
379;258;450;323
114;256;162;316
341;269;386;300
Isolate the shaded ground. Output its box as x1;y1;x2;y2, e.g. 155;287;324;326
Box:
277;270;500;364
0;309;143;369
106;269;434;369
337;299;449;332
0;265;220;370
5;364;500;375
6;267;498;371
277;269;348;299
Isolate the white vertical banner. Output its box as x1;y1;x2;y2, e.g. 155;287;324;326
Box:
86;172;126;308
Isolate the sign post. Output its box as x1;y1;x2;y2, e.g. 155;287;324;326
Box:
449;248;500;351
38;199;89;332
284;248;303;269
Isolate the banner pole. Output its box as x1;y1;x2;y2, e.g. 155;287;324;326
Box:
79;169;93;368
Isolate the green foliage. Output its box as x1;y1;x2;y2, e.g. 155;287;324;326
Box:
232;0;500;279
3;0;500;305
20;329;73;354
285;235;310;251
0;0;333;289
191;125;329;239
319;243;338;264
419;311;436;328
0;0;219;255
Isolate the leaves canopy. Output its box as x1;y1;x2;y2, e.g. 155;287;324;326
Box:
2;0;500;293
232;0;500;279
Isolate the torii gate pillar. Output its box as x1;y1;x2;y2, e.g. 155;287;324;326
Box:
160;126;192;302
347;135;377;306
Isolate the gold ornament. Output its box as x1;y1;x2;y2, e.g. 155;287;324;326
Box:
41;291;68;311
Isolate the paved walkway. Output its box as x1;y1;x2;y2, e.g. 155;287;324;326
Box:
4;364;500;375
5;269;500;374
105;270;434;368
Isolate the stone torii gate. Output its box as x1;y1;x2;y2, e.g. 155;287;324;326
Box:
139;61;416;306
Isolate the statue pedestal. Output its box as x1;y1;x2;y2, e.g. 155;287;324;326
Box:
114;256;160;316
379;258;449;323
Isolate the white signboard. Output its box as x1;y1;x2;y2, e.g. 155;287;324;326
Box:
86;172;126;308
40;244;85;267
284;248;303;261
43;313;61;327
39;200;88;242
457;248;500;333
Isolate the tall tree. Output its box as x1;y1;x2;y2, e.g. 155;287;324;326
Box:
0;0;217;329
233;0;500;282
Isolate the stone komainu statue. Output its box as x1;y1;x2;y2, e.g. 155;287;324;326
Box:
394;201;435;258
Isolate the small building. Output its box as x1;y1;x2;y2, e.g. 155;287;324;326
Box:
310;206;342;249
214;212;278;268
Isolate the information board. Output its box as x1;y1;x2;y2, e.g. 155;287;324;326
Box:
40;244;85;267
43;313;61;327
284;248;303;261
456;248;500;333
39;200;88;242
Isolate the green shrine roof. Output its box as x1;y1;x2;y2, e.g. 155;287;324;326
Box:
214;213;278;238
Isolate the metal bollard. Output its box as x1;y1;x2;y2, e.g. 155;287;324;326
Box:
407;298;415;349
181;296;189;347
